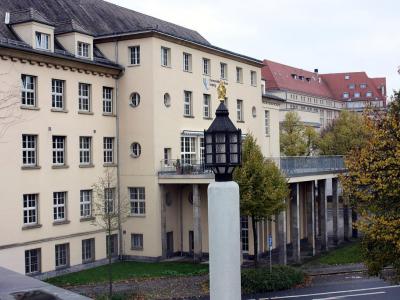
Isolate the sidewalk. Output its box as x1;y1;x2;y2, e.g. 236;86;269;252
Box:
302;263;366;276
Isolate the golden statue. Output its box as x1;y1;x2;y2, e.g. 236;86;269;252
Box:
217;80;226;102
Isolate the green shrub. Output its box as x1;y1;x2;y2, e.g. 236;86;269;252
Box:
241;265;304;294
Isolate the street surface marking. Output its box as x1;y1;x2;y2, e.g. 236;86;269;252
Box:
260;284;400;299
313;291;386;300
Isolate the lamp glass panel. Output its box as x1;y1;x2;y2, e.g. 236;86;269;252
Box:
230;144;238;153
216;154;226;163
216;134;225;143
206;154;213;164
230;133;238;143
218;166;226;173
230;154;238;163
206;134;212;143
216;143;226;154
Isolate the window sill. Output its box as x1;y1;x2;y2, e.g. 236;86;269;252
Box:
55;265;69;271
53;220;70;226
103;163;117;167
22;224;42;230
127;64;141;68
79;164;94;168
131;247;143;251
161;65;171;68
102;113;116;117
202;73;211;77
52;165;69;169
236;81;243;84
82;259;95;264
21;165;41;170
51;108;68;113
78;111;94;115
183;115;195;118
237;120;245;123
251;84;257;87
128;214;146;218
21;105;40;111
203;117;213;120
183;70;193;73
80;216;95;222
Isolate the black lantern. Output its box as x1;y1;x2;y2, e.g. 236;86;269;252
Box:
204;101;242;182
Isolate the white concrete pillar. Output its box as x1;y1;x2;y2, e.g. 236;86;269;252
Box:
276;206;287;265
160;186;167;258
291;183;300;263
306;181;316;256
193;184;202;262
208;181;241;300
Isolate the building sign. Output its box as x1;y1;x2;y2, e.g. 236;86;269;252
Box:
203;78;228;91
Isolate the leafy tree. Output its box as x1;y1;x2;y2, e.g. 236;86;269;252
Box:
280;112;318;156
0;72;21;137
341;91;400;278
318;110;369;155
234;134;288;266
92;168;129;299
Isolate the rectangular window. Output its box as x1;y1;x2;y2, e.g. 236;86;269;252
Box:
163;148;171;165
203;58;210;75
129;46;140;65
241;217;249;253
131;233;143;250
103;87;113;114
103;137;114;164
53;192;66;221
80;190;92;218
22;135;37;166
251;71;257;86
348;83;355;89
183;91;192;117
82;238;95;263
23;194;38;225
79;136;92;165
106;234;118;257
220;63;227;80
343;92;349;99
180;136;196;164
360;83;367;89
35;32;50;50
264;110;270;136
236;67;243;83
21;75;36;107
161;47;171;67
25;249;41;274
237;99;244;121
77;42;90;58
354;92;360;98
79;83;91;112
51;79;65;109
366;91;373;97
203;94;211;118
320;109;325;127
183;52;192;72
55;243;69;269
199;137;205;164
129;187;145;215
52;136;66;166
105;188;115;214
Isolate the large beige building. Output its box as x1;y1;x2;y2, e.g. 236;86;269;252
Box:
0;0;284;275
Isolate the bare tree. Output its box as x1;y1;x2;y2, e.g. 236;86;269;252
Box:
0;72;21;137
91;168;129;299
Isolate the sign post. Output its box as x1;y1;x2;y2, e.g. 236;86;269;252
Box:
268;234;273;273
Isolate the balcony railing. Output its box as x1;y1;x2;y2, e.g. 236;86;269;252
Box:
159;156;346;178
270;156;346;177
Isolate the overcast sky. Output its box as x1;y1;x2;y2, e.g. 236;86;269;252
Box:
108;0;399;97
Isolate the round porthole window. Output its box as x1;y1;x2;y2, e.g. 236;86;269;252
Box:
252;106;257;118
130;142;141;158
130;92;140;107
164;93;171;107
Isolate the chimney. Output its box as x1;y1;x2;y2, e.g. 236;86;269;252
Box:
5;12;10;25
314;68;319;74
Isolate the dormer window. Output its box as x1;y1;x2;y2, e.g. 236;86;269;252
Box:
35;32;50;50
345;75;350;80
366;91;373;97
291;74;298;79
77;41;90;58
343;92;349;99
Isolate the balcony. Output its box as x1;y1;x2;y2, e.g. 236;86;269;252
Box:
158;159;214;183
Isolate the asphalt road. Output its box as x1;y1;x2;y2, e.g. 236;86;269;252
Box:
245;273;400;300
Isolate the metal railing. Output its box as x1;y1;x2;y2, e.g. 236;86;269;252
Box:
269;156;346;177
159;159;212;175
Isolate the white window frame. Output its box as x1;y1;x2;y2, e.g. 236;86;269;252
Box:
55;243;69;268
22;134;37;166
79;136;91;165
180;136;196;165
82;238;95;263
131;142;141;158
203;94;211;118
21;75;36;107
183;52;192;72
103;87;113;114
236;67;243;83
25;249;41;274
35;32;50;50
264;110;270;136
103;137;114;164
79;83;91;112
129;187;145;216
130;92;140;107
202;58;210;75
241;217;249;253
220;63;227;80
80;190;92;218
131;233;143;250
52;136;66;166
366;91;373;97
354;92;360;98
161;47;171;67
129;46;140;65
251;71;257;86
105;188;115;214
53;191;66;221
23;194;38;225
52;79;65;110
237;99;244;121
343;92;349;99
183;91;193;117
77;42;90;58
106;234;118;257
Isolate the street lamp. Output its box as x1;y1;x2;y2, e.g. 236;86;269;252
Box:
205;81;242;300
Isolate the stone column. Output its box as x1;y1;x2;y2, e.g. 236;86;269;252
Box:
193;184;202;263
332;178;342;245
343;205;352;241
306;181;316;256
318;179;328;251
160;186;167;258
276;205;287;265
291;183;300;263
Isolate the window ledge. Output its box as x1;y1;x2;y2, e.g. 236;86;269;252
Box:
51;108;68;113
202;74;211;77
78;111;94;115
82;259;95;264
79;164;94;168
53;220;70;226
236;81;243;84
22;224;42;230
127;64;140;68
21;105;40;111
128;214;146;218
55;265;69;271
183;70;193;73
21;165;41;170
183;115;195;118
102;113;116;117
103;163;117;167
80;216;95;222
237;120;245;123
52;165;69;169
203;117;213;120
161;65;172;69
131;247;143;251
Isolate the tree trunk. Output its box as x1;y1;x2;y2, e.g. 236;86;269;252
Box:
252;216;258;267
